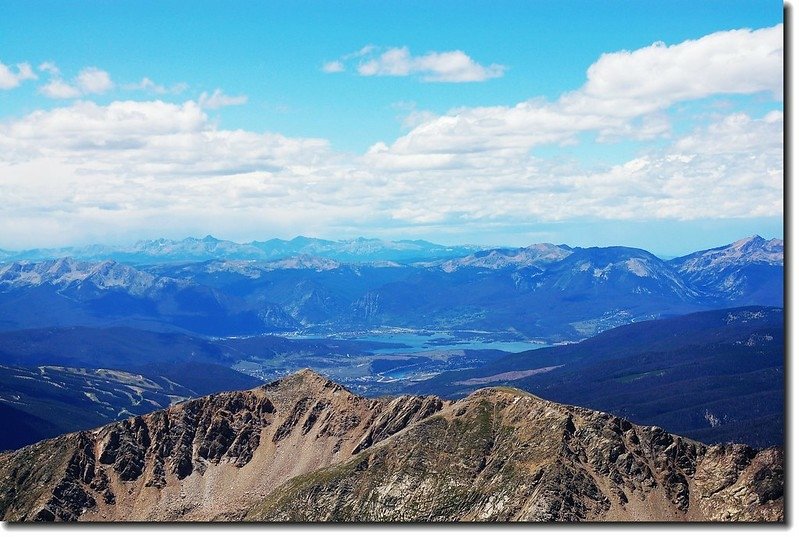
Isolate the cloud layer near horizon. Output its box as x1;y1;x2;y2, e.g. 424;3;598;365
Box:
0;25;784;248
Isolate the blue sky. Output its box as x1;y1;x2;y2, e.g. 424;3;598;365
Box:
0;1;784;255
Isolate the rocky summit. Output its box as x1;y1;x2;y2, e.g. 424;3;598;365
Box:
0;370;783;522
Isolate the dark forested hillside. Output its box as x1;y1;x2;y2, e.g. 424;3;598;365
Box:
411;306;783;448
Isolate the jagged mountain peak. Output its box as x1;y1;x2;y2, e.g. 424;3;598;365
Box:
288;235;315;244
725;235;784;258
523;242;573;254
666;236;783;304
672;236;783;268
0;369;783;522
732;234;765;247
266;367;346;392
0;368;448;522
0;235;483;264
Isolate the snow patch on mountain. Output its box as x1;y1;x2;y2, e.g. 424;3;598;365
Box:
724;309;767;324
592;265;611;280
625;258;653;277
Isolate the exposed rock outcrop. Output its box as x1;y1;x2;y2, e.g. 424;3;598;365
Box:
0;369;443;521
0;371;783;522
245;387;783;522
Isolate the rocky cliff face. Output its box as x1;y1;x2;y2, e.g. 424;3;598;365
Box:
246;387;783;522
0;369;443;521
0;371;782;522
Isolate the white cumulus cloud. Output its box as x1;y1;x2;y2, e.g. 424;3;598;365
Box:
328;46;505;82
559;24;783;117
38;62;60;75
39;79;82;99
0;61;37;90
0;101;782;248
321;61;345;73
198;89;248;109
0;98;337;246
0;25;784;247
378;24;783;162
37;65;114;99
76;67;114;94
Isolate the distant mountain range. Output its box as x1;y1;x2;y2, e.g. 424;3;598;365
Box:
0;235;783;341
0;235;484;264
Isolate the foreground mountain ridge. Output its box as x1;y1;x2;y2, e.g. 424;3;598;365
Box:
0;370;783;522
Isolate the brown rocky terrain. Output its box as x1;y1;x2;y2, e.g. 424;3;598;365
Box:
0;369;783;522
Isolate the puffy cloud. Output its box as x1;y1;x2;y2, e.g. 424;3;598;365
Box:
362;110;782;228
0;25;784;247
36;63;183;97
0;99;331;183
378;24;783;160
76;67;114;94
321;61;345;73
0;61;37;89
38;62;60;75
0;98;341;245
344;45;377;59
559;24;783;117
581;112;782;220
39;79;82;99
38;65;114;99
2;100;207;150
391;101;438;130
329;46;505;82
198;89;248;109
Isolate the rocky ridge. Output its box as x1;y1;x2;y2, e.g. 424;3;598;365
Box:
246;387;783;522
0;369;443;521
0;370;783;522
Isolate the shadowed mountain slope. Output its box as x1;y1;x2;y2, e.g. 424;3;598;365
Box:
411;306;784;448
